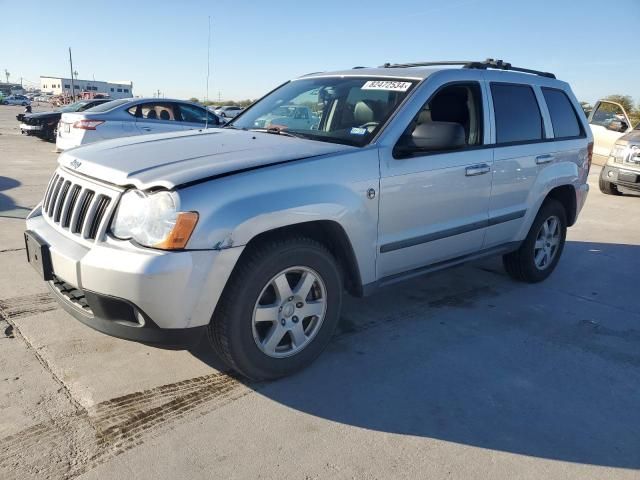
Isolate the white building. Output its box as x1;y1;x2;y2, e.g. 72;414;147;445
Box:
40;76;133;99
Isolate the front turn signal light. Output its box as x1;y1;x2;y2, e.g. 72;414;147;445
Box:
153;212;199;250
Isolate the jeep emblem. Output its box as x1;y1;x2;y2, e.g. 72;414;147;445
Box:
69;159;82;170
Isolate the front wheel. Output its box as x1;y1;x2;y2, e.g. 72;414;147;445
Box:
503;199;567;283
209;236;343;380
598;170;622;196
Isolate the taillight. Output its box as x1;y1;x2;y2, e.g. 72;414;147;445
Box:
586;141;593;173
73;120;104;130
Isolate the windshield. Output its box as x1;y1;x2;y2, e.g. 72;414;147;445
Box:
84;99;131;113
60;101;90;112
231;77;417;146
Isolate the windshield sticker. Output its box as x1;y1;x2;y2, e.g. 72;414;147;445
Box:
361;81;412;92
350;127;368;135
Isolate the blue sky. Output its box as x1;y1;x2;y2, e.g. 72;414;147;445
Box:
1;0;639;105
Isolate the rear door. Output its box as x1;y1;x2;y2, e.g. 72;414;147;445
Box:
484;81;553;248
133;102;184;135
588;100;632;163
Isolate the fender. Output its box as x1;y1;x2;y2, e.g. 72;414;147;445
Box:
514;150;584;240
177;148;381;286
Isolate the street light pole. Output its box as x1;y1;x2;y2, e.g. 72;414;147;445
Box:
69;48;76;100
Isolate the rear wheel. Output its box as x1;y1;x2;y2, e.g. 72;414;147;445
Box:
209;236;343;380
598;170;622;195
503;199;567;283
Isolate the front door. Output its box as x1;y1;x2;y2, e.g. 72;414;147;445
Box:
589;100;632;163
378;82;492;279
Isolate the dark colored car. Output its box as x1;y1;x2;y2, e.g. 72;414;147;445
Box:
17;99;112;141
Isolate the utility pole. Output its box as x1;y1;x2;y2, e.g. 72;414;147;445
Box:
4;69;9;84
157;89;161;98
69;48;75;99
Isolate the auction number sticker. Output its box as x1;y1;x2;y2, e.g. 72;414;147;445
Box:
361;80;412;91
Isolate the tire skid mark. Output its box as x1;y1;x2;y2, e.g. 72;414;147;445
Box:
0;372;252;480
0;292;58;320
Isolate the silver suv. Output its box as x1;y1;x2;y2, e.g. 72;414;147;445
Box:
25;59;592;380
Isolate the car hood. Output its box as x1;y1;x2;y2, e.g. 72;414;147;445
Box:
619;129;640;145
58;128;355;190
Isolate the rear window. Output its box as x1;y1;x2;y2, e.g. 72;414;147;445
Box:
85;99;131;112
491;83;543;144
542;88;582;138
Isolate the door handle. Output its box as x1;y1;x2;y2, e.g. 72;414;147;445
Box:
465;164;491;176
535;154;554;164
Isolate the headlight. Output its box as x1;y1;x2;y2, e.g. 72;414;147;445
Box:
611;144;640;165
111;189;198;250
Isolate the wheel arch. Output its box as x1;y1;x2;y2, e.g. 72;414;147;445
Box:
236;220;364;297
545;184;577;226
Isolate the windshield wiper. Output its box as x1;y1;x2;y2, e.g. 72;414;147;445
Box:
251;127;310;139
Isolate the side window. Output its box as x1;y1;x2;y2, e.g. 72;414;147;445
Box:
491;83;543;144
136;103;178;121
179;104;219;125
590;102;628;129
541;88;583;138
395;82;483;155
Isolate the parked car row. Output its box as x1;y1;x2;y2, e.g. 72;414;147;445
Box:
16;97;225;148
212;105;244;118
2;94;31;106
18;99;112;141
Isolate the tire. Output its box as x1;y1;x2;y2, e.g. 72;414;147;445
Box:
598;170;622;196
209;236;343;380
503;198;567;283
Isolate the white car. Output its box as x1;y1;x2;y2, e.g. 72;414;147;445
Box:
34;94;54;103
2;95;31;106
213;105;244;118
588;100;635;165
56;98;223;151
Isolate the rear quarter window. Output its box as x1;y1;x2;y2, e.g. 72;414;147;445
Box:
491;83;543;144
542;88;583;138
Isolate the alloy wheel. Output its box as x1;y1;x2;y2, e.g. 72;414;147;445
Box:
534;215;561;270
252;266;327;358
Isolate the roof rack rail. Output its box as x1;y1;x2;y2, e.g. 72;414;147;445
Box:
380;58;556;79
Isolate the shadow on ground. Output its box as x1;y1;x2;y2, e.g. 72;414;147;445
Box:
0;176;31;219
191;240;640;469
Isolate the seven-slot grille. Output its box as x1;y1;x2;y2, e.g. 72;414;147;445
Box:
42;168;121;242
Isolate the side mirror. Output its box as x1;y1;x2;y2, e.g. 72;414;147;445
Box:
607;120;628;133
395;121;466;157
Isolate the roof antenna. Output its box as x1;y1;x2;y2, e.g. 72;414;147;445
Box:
205;15;211;130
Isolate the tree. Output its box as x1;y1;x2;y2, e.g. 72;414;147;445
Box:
603;94;634;114
188;97;200;103
579;101;592;116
